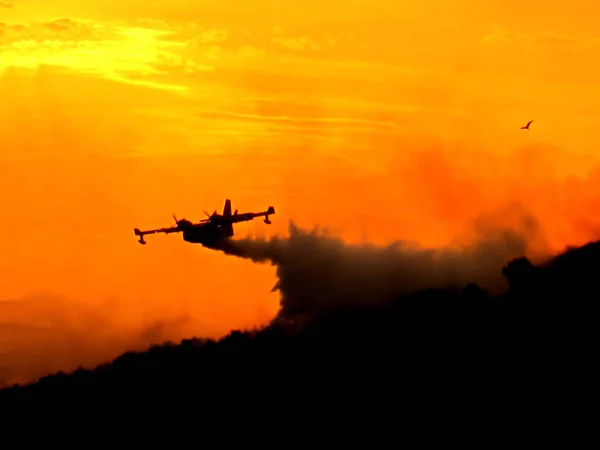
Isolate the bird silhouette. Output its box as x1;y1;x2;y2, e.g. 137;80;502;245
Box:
521;120;533;130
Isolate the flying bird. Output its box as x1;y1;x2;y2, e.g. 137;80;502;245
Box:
521;120;533;130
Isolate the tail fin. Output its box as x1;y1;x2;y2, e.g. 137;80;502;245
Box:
223;199;232;217
222;199;234;237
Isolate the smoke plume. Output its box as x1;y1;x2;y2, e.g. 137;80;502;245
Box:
208;210;545;325
0;293;190;387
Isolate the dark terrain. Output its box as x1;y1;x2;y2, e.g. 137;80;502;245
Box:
0;240;597;440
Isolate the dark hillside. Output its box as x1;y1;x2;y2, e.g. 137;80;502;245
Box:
1;241;597;439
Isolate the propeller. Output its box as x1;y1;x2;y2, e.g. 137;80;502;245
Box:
203;210;218;222
173;214;187;226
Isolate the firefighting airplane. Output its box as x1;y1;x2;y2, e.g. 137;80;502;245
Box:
133;199;275;246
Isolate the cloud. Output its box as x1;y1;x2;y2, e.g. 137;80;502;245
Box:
272;35;319;51
479;21;600;84
0;14;423;106
188;28;229;45
154;52;214;76
193;108;401;131
482;22;597;49
0;18;112;43
271;27;319;51
0;17;208;91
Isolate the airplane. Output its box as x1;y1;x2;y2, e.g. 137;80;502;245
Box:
133;199;275;246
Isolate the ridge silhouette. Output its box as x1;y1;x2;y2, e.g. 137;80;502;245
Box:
0;230;596;439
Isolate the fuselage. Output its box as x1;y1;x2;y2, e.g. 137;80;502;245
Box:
182;223;233;244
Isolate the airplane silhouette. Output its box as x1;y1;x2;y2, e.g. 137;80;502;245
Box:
521;120;533;130
133;199;275;246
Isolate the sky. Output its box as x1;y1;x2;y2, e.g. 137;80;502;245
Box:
2;0;600;384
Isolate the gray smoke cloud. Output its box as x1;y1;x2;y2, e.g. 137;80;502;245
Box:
0;294;191;387
207;214;544;325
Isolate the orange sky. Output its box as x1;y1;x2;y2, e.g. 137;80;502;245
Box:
2;0;600;385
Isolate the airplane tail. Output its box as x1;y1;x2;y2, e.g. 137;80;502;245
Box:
222;199;234;236
223;199;232;217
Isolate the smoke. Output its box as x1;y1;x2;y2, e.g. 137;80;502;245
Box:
0;293;191;387
208;207;546;325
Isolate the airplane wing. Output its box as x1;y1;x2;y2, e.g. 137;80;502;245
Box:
134;226;180;236
133;226;181;244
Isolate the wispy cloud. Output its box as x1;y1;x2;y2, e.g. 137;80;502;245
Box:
194;109;401;130
482;22;599;49
0;17;214;91
271;27;319;51
478;21;600;86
